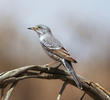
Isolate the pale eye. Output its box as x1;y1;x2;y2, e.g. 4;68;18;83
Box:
38;26;40;28
37;26;42;29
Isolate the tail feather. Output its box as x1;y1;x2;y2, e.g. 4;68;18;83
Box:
62;59;82;89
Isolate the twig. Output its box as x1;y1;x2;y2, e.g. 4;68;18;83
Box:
57;82;68;100
1;88;4;100
80;92;86;100
0;65;109;100
4;81;17;100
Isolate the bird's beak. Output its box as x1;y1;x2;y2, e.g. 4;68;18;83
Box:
27;27;39;31
27;27;34;30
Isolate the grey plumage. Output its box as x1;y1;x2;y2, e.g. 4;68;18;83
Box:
40;34;63;49
28;24;82;89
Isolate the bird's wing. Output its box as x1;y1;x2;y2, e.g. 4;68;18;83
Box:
41;35;63;49
52;47;77;63
41;36;77;63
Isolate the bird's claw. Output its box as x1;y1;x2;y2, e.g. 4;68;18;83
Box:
45;64;49;67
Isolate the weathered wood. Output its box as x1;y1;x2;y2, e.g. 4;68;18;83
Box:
0;65;110;100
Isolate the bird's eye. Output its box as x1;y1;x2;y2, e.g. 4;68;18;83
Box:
37;26;41;29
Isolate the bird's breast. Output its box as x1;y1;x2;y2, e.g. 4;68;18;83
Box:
40;34;50;41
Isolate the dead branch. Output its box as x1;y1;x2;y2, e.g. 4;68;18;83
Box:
0;65;110;100
57;82;68;100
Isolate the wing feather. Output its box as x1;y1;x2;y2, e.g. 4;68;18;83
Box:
41;35;77;63
52;47;77;63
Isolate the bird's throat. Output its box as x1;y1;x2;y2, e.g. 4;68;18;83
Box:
40;34;51;41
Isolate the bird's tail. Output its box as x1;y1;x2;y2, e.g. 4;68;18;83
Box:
62;59;82;89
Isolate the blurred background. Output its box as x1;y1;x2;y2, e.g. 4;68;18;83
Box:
0;0;110;100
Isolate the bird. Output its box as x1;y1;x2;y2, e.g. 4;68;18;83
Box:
27;24;82;89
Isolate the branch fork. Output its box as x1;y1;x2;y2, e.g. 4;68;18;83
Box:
0;65;109;100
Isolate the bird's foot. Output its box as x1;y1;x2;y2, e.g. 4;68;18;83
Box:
44;61;57;67
45;64;50;67
54;63;62;69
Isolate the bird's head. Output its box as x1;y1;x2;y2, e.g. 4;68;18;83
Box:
28;24;52;36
